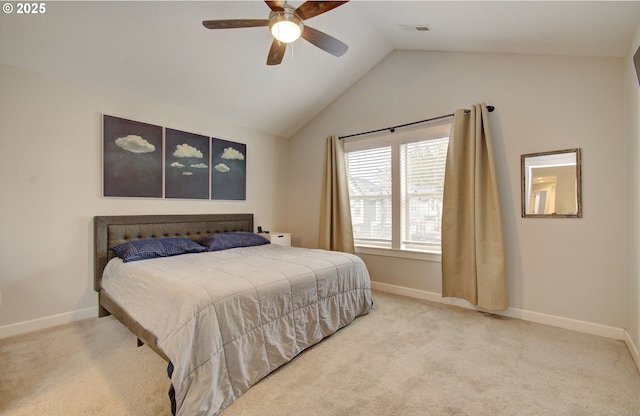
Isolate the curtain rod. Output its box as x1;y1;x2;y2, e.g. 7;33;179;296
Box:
338;105;495;140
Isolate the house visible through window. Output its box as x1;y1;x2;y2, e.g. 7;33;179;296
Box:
344;118;452;255
344;145;392;247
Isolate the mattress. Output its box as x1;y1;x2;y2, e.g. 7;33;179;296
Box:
101;244;372;416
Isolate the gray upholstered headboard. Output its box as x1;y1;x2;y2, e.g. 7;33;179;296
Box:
93;213;254;291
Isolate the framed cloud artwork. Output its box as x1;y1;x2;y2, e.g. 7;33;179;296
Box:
211;138;246;200
102;115;163;198
165;128;210;199
102;114;247;201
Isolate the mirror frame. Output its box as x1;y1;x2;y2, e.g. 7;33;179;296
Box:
521;148;582;218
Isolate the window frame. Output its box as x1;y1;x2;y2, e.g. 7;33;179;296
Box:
343;118;452;262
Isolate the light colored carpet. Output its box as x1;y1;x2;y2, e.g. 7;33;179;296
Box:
1;291;639;416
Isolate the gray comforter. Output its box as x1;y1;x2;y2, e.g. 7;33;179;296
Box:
101;244;372;415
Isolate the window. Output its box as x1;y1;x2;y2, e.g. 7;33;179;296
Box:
344;118;451;256
344;145;392;247
400;137;448;252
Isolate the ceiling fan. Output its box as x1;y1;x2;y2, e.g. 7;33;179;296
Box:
202;1;349;66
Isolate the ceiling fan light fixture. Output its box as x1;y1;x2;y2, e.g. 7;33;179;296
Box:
203;1;349;65
269;8;303;43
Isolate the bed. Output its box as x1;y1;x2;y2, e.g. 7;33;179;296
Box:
93;213;372;416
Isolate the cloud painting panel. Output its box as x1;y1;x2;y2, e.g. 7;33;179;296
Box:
211;138;246;200
103;115;163;198
165;129;209;199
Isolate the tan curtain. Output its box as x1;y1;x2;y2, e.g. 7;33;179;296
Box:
441;104;508;310
319;135;355;253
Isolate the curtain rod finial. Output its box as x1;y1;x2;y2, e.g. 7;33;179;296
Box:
487;105;495;112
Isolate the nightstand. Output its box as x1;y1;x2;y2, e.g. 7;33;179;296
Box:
261;232;291;246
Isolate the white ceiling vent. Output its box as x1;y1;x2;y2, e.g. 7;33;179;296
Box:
399;25;431;32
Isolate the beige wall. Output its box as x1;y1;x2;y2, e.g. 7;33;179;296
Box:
2;45;636;361
0;63;290;333
288;50;628;331
626;24;640;368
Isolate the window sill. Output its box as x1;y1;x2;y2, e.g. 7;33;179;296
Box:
354;246;441;263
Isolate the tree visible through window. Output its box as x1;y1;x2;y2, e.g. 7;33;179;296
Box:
344;120;451;254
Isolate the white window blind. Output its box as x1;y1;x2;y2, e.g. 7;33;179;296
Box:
400;137;448;252
345;146;392;247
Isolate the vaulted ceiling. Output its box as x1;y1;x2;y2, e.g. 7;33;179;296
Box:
1;1;639;138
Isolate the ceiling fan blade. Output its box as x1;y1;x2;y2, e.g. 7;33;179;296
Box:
267;39;286;65
202;19;269;29
300;25;348;57
264;1;285;12
295;1;348;20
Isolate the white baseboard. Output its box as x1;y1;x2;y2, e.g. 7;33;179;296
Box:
625;329;640;373
0;306;98;339
2;284;632;353
370;281;625;340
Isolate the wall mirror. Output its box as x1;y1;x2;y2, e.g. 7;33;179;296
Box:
521;148;582;218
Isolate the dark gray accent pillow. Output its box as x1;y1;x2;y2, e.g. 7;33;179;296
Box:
198;232;270;252
110;238;206;262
